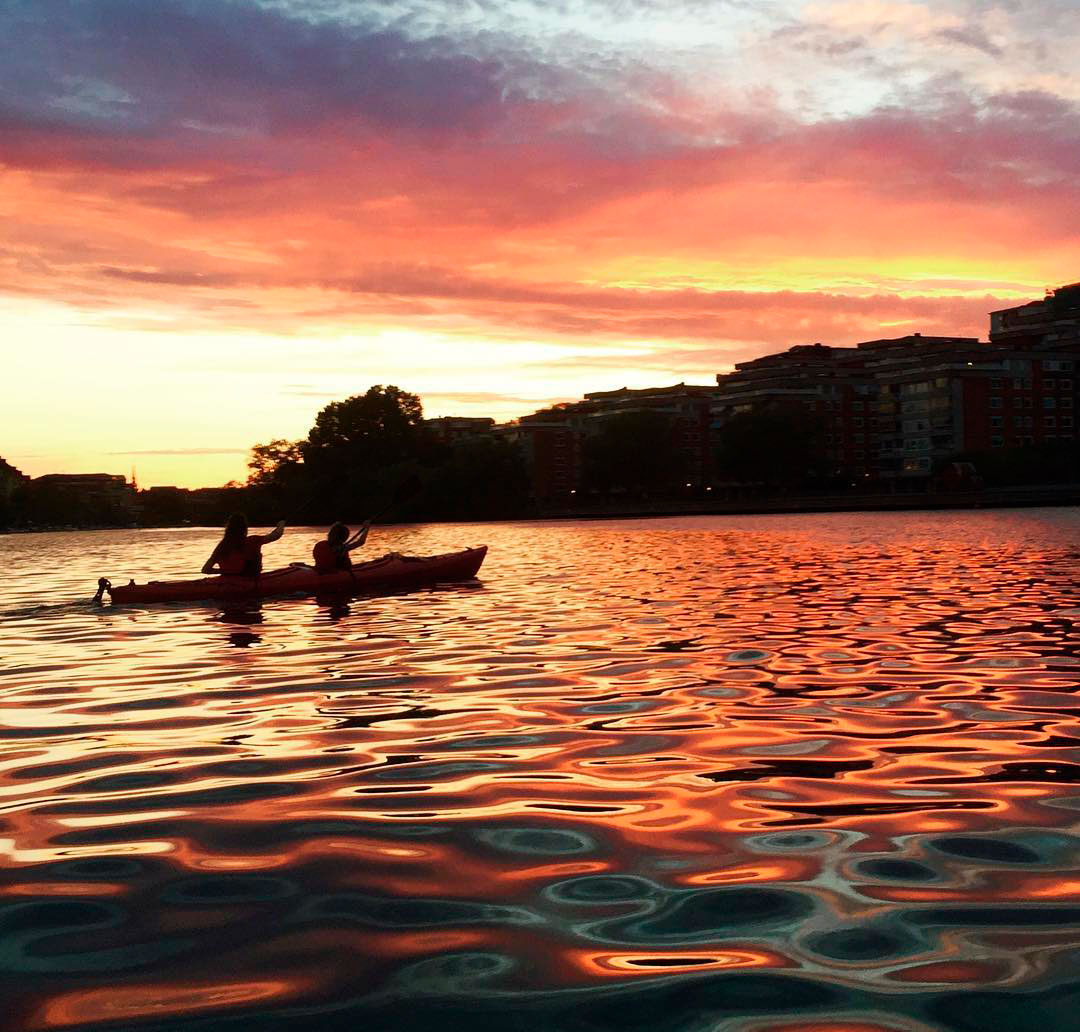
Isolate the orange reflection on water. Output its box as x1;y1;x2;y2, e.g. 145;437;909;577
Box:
36;977;312;1029
680;859;816;885
3;517;1080;1027
1024;880;1080;899
857;887;988;903
571;948;789;976
0;882;125;897
888;960;1011;985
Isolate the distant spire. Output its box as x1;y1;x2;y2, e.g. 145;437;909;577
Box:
131;465;138;491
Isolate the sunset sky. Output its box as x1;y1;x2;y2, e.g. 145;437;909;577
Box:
3;0;1079;487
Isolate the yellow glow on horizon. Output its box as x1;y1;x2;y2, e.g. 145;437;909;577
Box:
2;299;719;488
589;254;1054;299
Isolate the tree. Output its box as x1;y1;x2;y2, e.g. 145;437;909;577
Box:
582;410;686;494
714;404;826;488
299;386;426;521
947;439;1080;488
246;439;304;487
303;386;423;470
421;435;530;520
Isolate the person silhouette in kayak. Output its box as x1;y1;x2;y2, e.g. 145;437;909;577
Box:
313;521;370;574
202;514;285;576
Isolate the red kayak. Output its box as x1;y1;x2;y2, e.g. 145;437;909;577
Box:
100;546;487;604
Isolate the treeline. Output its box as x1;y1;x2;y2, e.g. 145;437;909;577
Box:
9;386;1080;532
151;385;534;526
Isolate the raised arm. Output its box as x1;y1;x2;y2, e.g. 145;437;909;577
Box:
251;521;286;546
345;521;371;552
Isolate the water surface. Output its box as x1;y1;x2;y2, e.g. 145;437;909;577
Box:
2;511;1079;1031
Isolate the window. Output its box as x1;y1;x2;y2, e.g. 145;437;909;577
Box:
1045;378;1057;389
1044;397;1057;409
1025;397;1034;408
854;433;865;443
1046;434;1057;442
1025;416;1033;428
990;397;1003;409
1045;416;1057;428
853;417;864;428
1014;416;1024;428
1013;379;1024;390
855;450;865;460
1063;397;1074;409
991;416;1003;428
1014;397;1024;409
1062;379;1074;390
1063;416;1074;430
991;435;1004;448
990;378;1002;389
853;400;864;411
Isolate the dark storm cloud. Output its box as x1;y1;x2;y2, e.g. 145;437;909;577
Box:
0;0;515;140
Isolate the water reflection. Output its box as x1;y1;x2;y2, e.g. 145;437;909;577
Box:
215;604;263;647
0;512;1078;1030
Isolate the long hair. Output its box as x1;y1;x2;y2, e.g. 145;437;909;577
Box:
328;522;349;546
221;513;248;552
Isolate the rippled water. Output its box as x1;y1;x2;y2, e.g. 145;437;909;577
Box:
2;512;1079;1031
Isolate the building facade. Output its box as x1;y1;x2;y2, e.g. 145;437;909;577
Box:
712;283;1080;486
500;383;715;500
423;416;496;443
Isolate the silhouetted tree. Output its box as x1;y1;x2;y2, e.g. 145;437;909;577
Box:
298;386;427;521
242;438;307;521
246;439;303;487
583;410;686;494
947;440;1080;487
303;386;423;469
420;436;530;520
714;405;826;488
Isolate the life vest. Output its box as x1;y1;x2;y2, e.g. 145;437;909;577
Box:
218;537;264;576
313;540;350;574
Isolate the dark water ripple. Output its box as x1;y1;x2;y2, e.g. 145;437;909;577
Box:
1;512;1079;1030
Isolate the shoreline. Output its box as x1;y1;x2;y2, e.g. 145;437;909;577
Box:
4;485;1080;534
532;485;1080;521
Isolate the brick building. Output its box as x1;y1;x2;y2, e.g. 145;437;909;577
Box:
32;473;137;521
500;383;715;500
713;287;1080;485
423;416;495;443
855;335;987;478
714;342;877;479
497;411;580;500
496;283;1080;498
0;457;28;501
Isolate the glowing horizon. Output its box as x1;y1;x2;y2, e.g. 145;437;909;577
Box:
3;0;1078;487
